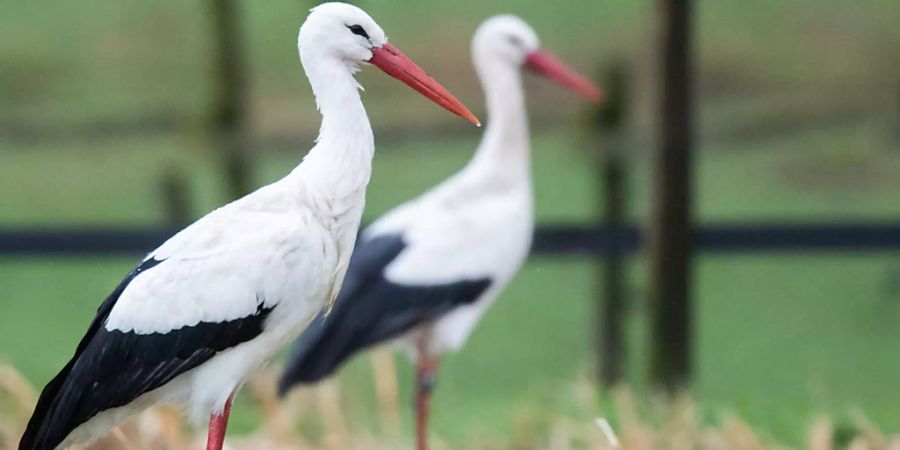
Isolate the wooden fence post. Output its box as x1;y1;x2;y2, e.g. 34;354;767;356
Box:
648;0;695;392
591;61;630;388
895;79;900;143
209;0;251;200
159;164;191;227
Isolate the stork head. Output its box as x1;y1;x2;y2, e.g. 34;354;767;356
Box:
473;15;602;102
299;3;480;126
299;3;387;63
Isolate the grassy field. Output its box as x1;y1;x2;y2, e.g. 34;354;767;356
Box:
2;125;900;445
2;0;900;447
4;251;900;445
2;0;899;128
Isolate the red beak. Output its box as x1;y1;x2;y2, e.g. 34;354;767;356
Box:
369;43;481;126
524;49;603;103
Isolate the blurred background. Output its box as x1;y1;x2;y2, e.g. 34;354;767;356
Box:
1;0;900;448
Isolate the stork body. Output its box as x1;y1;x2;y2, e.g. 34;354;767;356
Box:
279;15;601;450
19;4;477;450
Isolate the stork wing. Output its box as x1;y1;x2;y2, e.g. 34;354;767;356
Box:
21;211;319;450
278;232;491;394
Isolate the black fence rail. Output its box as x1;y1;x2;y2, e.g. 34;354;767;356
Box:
532;222;900;256
3;222;900;257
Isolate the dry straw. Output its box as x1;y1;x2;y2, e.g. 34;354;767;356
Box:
1;362;897;450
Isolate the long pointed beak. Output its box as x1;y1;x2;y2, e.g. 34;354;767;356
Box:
525;49;603;103
369;43;481;126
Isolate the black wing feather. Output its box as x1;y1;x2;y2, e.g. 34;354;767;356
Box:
20;258;274;450
278;234;491;395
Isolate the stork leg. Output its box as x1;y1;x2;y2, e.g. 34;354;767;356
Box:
414;343;440;450
206;393;234;450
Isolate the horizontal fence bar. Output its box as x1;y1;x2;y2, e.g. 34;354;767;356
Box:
532;223;900;256
3;223;900;258
0;228;181;256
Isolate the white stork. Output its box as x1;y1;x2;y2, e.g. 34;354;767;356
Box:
278;15;601;450
19;3;478;450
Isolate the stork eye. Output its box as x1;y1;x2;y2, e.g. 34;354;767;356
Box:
506;35;523;47
347;24;370;39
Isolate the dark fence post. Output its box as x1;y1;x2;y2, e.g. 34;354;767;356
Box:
591;61;630;388
209;0;251;200
159;164;192;227
895;79;900;144
648;0;695;392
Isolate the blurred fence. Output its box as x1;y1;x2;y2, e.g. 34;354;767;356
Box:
3;222;900;257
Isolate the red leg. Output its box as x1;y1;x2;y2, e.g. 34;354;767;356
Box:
414;344;440;450
206;393;234;450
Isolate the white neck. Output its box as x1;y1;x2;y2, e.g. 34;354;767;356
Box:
292;53;374;199
466;56;530;182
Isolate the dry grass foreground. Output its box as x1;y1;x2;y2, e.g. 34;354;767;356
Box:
1;358;898;450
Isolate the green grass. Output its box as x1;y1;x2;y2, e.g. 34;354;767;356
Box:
2;0;898;126
2;124;900;444
4;123;900;226
695;255;900;441
4;253;900;444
